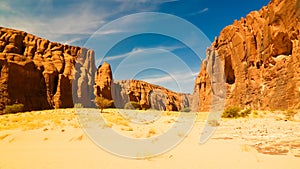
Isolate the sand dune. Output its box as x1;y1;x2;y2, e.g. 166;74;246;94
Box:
0;109;300;169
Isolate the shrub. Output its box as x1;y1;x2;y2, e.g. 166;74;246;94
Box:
285;110;297;121
94;96;113;113
3;104;24;114
208;119;220;127
124;101;141;110
180;107;191;112
74;103;83;108
222;106;241;118
240;108;252;117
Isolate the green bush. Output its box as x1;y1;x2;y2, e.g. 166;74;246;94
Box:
222;106;241;118
180;107;191;112
3;104;24;114
124;101;141;110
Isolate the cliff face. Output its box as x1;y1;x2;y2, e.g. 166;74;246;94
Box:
0;27;96;112
73;48;96;108
94;62;192;111
194;0;300;111
113;80;191;111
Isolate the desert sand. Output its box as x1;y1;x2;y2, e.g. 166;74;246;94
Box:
0;109;300;169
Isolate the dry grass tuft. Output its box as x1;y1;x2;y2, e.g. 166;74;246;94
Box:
146;128;157;138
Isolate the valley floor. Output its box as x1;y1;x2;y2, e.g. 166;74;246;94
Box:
0;109;300;169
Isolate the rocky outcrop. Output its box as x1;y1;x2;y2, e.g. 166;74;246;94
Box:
194;0;300;111
94;62;113;100
0;27;96;112
94;62;192;111
113;80;192;111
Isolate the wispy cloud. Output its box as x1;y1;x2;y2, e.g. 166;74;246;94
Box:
0;2;12;12
187;8;209;16
141;71;198;84
104;48;146;61
0;1;107;44
139;71;199;93
0;0;176;45
104;44;185;61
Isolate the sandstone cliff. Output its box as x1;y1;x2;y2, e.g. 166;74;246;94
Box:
194;0;300;111
0;27;96;112
94;62;192;111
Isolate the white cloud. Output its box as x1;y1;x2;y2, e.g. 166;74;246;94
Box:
104;44;185;61
188;8;209;16
104;48;145;61
0;2;12;12
141;71;198;84
199;8;209;13
0;0;176;44
95;29;127;35
139;71;198;93
0;2;108;43
62;37;85;45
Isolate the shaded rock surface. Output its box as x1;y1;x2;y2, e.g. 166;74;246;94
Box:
94;62;192;111
0;27;96;112
193;0;300;111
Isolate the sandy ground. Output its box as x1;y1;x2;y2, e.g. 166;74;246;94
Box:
0;108;300;169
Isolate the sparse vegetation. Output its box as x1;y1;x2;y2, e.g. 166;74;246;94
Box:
253;111;259;116
94;96;113;113
3;104;24;114
208;119;220;127
240;108;252;117
74;103;83;108
147;127;157;137
284;110;297;121
180;107;191;112
222;106;241;118
222;107;252;118
0;109;79;130
124;101;141;110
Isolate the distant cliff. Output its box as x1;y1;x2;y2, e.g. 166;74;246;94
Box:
0;27;96;112
193;0;300;111
94;62;192;111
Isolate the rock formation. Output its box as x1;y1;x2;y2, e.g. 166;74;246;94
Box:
0;27;96;113
94;62;113;100
72;49;96;108
94;62;192;111
193;0;300;111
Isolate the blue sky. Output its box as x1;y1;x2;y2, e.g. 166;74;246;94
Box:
0;0;270;93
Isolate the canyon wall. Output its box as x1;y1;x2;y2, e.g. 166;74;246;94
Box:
94;62;192;111
0;27;96;112
194;0;300;111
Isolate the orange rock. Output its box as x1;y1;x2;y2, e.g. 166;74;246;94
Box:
193;0;300;111
94;62;192;111
0;27;96;112
94;61;113;100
